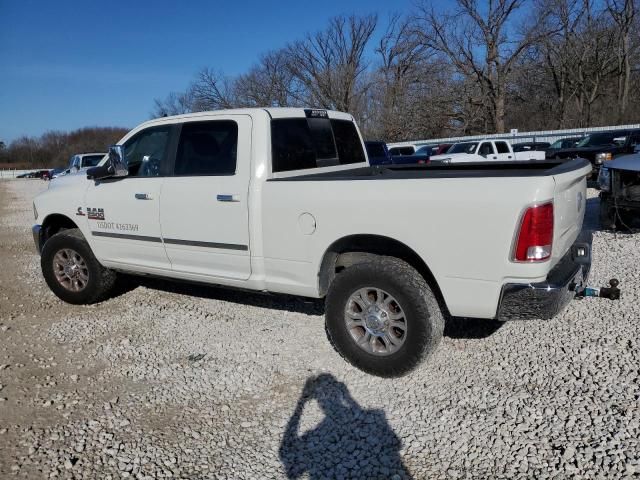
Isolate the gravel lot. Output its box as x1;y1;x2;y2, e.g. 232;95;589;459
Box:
0;179;639;479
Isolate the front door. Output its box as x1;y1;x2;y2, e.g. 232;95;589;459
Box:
84;125;173;271
160;116;252;280
478;141;498;161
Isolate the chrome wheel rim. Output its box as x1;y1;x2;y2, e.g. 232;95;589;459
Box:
344;287;407;356
53;248;89;292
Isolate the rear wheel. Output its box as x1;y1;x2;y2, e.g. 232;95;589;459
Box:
325;256;444;377
41;228;116;304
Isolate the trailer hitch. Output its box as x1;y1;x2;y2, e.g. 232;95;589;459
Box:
576;278;621;300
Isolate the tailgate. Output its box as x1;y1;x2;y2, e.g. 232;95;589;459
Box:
551;161;592;264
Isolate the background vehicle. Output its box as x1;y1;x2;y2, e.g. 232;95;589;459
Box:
364;141;392;166
430;139;546;163
50;167;66;179
392;145;431;165
68;153;107;173
549;129;640;175
513;142;550;152
545;137;582;158
598;151;640;229
432;144;452;155
388;145;416;156
33;108;592;377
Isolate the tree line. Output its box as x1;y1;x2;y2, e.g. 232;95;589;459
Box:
153;0;639;142
0;127;128;169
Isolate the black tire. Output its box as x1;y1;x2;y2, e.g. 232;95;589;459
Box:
600;196;616;230
41;228;117;304
325;256;444;377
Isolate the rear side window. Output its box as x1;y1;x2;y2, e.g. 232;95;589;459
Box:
175;121;238;176
271;117;365;172
495;141;510;154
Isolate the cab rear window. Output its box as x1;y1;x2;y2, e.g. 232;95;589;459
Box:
271;117;365;173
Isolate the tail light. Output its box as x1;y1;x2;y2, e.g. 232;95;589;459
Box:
514;202;554;262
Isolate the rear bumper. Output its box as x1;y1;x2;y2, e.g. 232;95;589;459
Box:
32;224;43;255
496;236;592;321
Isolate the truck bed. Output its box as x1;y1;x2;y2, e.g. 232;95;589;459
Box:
270;158;590;181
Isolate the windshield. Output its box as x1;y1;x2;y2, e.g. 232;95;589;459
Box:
577;133;626;148
447;142;478;154
549;139;564;149
414;146;433;155
81;155;105;167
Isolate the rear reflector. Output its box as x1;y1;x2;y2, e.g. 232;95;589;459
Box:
514;202;554;262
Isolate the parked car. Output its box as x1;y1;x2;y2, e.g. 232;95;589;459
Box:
598;151;640;229
430;139;546;164
513;142;550;152
33;107;593;377
388;145;416;156
548;129;640;176
50;168;66;179
67;153;107;173
545;137;583;158
432;144;452;155
364;141;392;166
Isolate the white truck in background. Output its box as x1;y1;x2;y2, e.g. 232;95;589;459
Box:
32;108;593;377
430;139;546;164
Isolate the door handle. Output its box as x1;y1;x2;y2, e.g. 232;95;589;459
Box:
217;194;239;202
135;193;153;200
507;156;513;159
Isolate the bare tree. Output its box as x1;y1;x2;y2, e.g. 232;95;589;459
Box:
607;0;638;121
152;90;194;118
417;0;548;133
234;50;301;107
285;14;377;113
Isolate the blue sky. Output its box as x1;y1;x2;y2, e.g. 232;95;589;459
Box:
0;0;415;143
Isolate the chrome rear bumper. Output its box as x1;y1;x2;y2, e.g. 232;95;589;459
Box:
496;236;591;321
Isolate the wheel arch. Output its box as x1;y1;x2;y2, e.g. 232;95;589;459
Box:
41;214;81;247
318;234;449;315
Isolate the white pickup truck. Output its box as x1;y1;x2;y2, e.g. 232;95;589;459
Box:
32;108;593;377
430;139;546;163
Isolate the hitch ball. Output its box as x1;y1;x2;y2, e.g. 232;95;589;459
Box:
580;278;621;300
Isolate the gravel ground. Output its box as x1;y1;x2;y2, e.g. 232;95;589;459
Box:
0;179;638;479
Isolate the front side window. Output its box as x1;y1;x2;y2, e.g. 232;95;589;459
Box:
174;121;238;176
478;142;495;156
124;126;171;177
495;141;510;154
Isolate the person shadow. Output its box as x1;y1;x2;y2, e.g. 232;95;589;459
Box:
279;374;413;480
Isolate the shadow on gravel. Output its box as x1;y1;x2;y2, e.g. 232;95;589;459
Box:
279;374;412;480
444;316;503;339
119;275;325;315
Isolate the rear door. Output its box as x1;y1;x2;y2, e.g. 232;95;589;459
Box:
494;141;514;161
159;115;252;280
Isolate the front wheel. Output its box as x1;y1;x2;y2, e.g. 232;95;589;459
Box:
325;256;444;377
41;228;117;304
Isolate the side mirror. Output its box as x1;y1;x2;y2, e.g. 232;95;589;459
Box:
107;145;128;177
87;145;128;180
